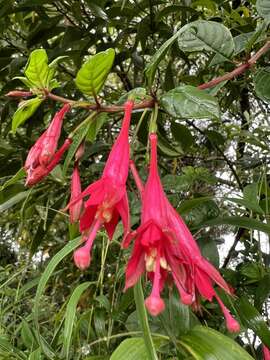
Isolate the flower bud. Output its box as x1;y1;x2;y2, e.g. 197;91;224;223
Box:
74;246;91;270
6;90;32;97
145;295;165;316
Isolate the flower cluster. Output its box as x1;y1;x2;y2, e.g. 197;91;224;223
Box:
24;99;240;332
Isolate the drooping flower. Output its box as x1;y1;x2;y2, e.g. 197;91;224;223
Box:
69;144;84;223
263;345;270;360
24;103;71;186
125;133;240;332
71;100;134;269
69;164;83;223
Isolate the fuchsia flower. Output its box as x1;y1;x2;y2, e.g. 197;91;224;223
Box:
125;133;240;332
69;164;83;223
263;346;270;360
25;104;71;186
71;100;134;270
69;143;85;223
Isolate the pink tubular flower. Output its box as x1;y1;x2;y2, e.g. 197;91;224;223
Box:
24;103;71;186
71;100;134;269
69;164;83;223
125;133;240;332
263;346;270;360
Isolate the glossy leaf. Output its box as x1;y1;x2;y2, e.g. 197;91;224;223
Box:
24;49;56;90
110;337;165;360
180;326;254;360
178;20;235;64
160;85;220;120
12;97;43;132
75;48;115;96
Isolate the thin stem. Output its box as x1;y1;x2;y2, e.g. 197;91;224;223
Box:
68;111;98;138
46;91;155;112
149;102;159;133
198;40;270;90
131;108;148;145
129;160;144;199
134;278;158;360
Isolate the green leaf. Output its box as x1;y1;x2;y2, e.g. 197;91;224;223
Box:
33;238;81;340
0;168;25;191
0;336;27;360
25;49;52;89
62;282;93;359
85;1;108;21
160;86;220;120
0;190;31;212
12;97;43;133
255;274;270;311
21;319;37;349
75;48;115;96
180;326;253;360
227;183;264;214
171;122;194;151
254;67;270;102
157;132;183;157
48;55;69;69
177;197;213;214
197;237;220;268
13;76;33;88
62;119;92;175
29;348;41;360
257;0;270;22
243;183;264;213
200;216;270;235
235;298;270;348
178;20;235;64
110;337;165;360
145;29;181;87
86;112;109;142
133;280;159;360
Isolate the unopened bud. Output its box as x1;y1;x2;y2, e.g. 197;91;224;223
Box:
75;142;85;162
6;91;32;98
74;246;91;270
145;295;165;316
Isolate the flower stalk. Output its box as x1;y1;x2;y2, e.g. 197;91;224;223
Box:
134;278;159;360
